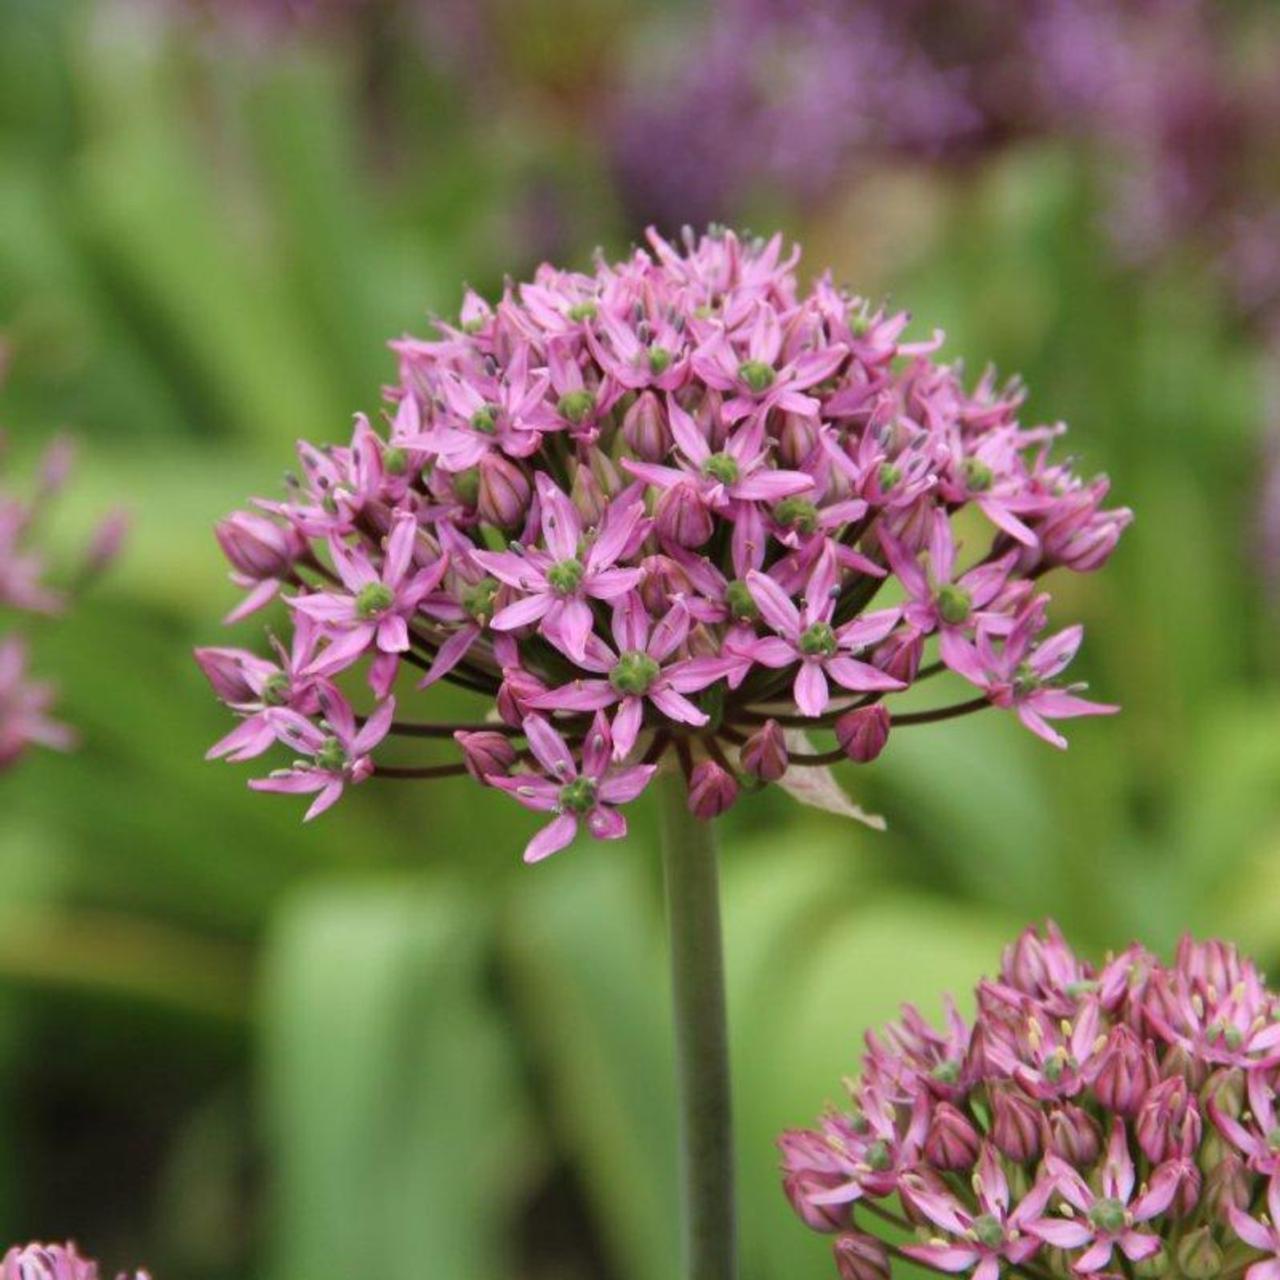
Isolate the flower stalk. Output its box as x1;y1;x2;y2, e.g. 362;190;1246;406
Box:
660;766;737;1280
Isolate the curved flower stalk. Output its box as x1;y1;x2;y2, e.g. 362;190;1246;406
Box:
200;226;1128;851
782;923;1280;1280
0;431;127;772
1;1242;149;1280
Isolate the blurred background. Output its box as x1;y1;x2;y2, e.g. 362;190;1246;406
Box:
1;0;1278;1276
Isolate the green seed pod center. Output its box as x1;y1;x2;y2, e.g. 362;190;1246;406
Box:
356;582;395;619
1088;1199;1128;1234
558;777;597;814
775;496;819;534
609;650;661;695
936;584;972;626
557;390;596;425
799;621;838;657
566;301;598;323
864;1140;892;1172
737;360;776;393
878;462;901;492
383;446;408;475
701;453;740;486
547;558;586;595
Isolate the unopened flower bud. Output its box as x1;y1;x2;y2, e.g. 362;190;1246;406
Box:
833;1232;891;1280
638;555;693;616
571;465;608;525
497;666;547;727
741;720;788;782
1175;1226;1222;1280
1136;1077;1201;1163
782;1173;850;1233
622;390;671;462
778;412;819;468
1133;1242;1170;1279
873;629;922;684
688;760;738;819
454;730;517;782
991;1086;1043;1162
1047;1103;1101;1166
1204;1067;1245;1121
656;481;713;547
1092;1025;1157;1116
924;1102;980;1170
194;648;258;705
835;705;890;763
215;511;302;580
477;454;532;527
1203;1152;1249;1223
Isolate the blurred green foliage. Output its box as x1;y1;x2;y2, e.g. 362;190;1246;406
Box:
1;2;1278;1278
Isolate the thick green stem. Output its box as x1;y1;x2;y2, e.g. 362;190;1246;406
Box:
659;769;737;1280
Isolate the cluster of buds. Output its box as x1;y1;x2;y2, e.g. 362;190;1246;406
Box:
2;1242;148;1280
1;431;126;771
782;922;1280;1280
199;227;1128;858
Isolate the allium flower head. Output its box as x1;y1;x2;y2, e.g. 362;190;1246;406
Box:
782;923;1280;1280
1;1242;148;1280
201;228;1127;859
1;429;127;772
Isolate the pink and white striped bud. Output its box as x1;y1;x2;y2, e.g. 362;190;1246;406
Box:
1136;1076;1201;1163
741;719;788;782
477;453;532;528
778;411;820;468
454;730;517;783
833;1232;891;1280
688;760;738;819
621;390;671;462
924;1102;980;1170
638;554;694;616
990;1086;1043;1162
215;511;303;581
1047;1102;1101;1166
193;647;258;705
570;465;608;525
656;481;713;547
1092;1024;1157;1116
834;705;890;763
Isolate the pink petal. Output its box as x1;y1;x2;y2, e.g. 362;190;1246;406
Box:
794;662;829;717
522;714;575;779
745;570;800;636
587;805;627;841
824;656;904;693
524;813;579;863
597;763;657;805
491;593;553;631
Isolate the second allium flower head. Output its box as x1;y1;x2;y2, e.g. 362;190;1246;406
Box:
199;227;1130;857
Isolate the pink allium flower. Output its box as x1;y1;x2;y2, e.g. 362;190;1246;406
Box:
1;430;126;772
1;1241;149;1280
782;923;1280;1280
200;229;1127;858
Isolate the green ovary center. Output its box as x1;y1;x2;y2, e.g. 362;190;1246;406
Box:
470;405;498;434
356;582;395;619
775;497;819;534
558;777;597;814
261;673;291;706
972;1215;1005;1249
936;584;972;626
738;360;776;393
962;458;994;492
463;576;499;622
547;558;585;595
647;345;672;375
1012;662;1042;699
725;580;759;621
315;736;347;773
383;446;407;475
702;453;740;486
1088;1199;1128;1234
799;622;838;657
878;463;901;492
610;650;661;695
557;390;596;425
566;301;597;322
864;1140;891;1172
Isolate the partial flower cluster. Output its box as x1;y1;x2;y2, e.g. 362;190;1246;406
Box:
2;1242;148;1280
0;432;126;771
782;922;1280;1280
199;228;1127;857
